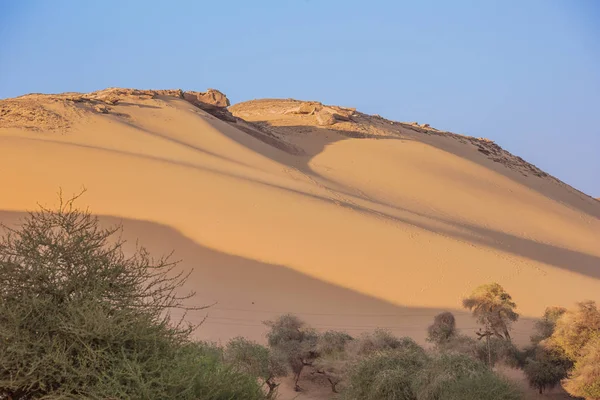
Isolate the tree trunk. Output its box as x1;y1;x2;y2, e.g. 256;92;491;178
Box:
327;377;338;393
487;334;492;368
294;371;302;392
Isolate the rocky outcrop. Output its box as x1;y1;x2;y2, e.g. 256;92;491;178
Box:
316;111;337;126
182;89;235;122
183;89;230;110
284;101;356;126
61;88;236;122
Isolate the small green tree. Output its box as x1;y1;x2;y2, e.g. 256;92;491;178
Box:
523;342;570;394
224;337;287;398
462;283;519;341
562;335;600;400
264;314;318;391
426;312;457;345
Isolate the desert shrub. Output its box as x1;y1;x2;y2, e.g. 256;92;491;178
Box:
436;334;519;367
475;337;522;368
437;334;478;358
342;342;428;400
162;342;266;400
264;314;318;391
224;337;287;398
531;306;567;344
413;352;487;400
317;330;354;356
440;371;522;400
463;283;519;341
413;352;520;400
0;195;265;400
550;300;600;361
350;329;422;356
562;335;600;400
523;342;571;394
426;312;457;345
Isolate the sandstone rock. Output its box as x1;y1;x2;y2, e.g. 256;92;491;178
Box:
154;89;184;99
322;106;355;121
420;123;430;128
285;102;323;115
316;111;336;126
94;105;110;114
183;89;230;110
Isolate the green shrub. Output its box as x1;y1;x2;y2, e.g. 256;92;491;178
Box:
224;337;287;398
440;372;522;400
342;341;428;400
351;329;423;356
318;330;354;356
162;342;267;400
437;334;520;368
413;352;489;400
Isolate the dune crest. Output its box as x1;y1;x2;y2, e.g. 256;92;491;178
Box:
1;88;599;345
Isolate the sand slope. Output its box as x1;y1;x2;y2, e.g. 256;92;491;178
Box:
1;90;599;351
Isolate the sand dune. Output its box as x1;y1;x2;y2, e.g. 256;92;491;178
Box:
1;89;599;351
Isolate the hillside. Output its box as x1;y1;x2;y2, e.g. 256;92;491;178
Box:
1;88;599;351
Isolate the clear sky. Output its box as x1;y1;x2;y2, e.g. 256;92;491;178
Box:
1;0;598;197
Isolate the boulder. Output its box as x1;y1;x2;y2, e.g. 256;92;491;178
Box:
183;89;230;110
316;111;336;126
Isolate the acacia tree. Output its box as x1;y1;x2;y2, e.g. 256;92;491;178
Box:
462;283;518;369
549;301;600;399
523;342;571;394
264;314;319;391
0;193;265;400
312;330;354;393
562;335;600;399
550;300;600;361
462;283;519;342
224;337;287;398
426;312;457;345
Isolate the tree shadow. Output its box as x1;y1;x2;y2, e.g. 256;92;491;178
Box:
0;210;538;345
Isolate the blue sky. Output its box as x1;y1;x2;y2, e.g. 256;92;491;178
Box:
1;0;598;196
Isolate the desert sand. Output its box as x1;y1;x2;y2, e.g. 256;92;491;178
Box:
1;88;598;398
